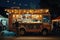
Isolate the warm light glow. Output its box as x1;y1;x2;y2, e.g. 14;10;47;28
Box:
29;10;33;13
27;11;29;14
40;9;43;12
39;15;42;20
13;15;15;18
18;15;22;18
16;15;19;18
9;12;11;13
5;9;49;14
23;10;26;13
36;15;39;18
9;9;12;13
19;10;21;14
37;10;40;13
7;10;10;12
32;15;39;19
34;10;37;13
6;9;11;13
45;9;49;12
40;15;42;17
12;10;14;13
15;9;18;13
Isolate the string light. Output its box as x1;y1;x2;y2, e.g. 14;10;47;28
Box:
45;9;49;12
13;15;15;18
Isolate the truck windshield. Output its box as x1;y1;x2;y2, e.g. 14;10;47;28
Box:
43;16;50;23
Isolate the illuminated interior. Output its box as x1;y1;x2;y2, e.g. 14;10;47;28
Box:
5;9;50;23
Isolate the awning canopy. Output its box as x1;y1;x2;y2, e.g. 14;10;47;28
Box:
5;9;49;14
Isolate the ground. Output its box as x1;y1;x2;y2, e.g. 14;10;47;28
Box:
0;30;60;40
0;36;60;40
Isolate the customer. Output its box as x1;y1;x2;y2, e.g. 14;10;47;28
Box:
15;19;19;36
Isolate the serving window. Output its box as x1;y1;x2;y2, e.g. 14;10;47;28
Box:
12;13;43;23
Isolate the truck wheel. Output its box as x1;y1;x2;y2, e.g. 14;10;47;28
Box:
20;29;25;35
42;30;48;36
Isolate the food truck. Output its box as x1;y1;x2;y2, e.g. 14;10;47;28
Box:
5;9;53;35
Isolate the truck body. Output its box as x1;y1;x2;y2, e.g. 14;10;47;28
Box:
5;9;53;35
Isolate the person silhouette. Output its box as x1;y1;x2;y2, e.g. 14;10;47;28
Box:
15;19;19;36
0;20;3;32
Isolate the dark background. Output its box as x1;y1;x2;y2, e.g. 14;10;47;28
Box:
0;0;60;18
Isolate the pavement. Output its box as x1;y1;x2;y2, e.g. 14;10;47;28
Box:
0;30;60;40
0;36;60;40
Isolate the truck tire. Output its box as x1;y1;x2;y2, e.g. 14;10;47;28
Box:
42;30;48;36
20;29;25;36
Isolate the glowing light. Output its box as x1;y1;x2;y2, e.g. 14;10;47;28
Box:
29;10;33;13
40;9;43;12
7;10;9;12
40;15;42;17
32;15;39;19
6;13;9;15
9;12;11;14
13;15;15;18
37;10;40;13
45;9;49;12
34;10;37;13
16;15;19;18
6;9;12;13
36;15;39;18
27;12;29;14
15;9;18;13
12;10;14;13
23;10;26;13
19;10;21;13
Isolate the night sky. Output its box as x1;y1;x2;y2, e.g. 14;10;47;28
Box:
0;0;40;9
0;0;60;18
0;0;40;17
40;0;60;18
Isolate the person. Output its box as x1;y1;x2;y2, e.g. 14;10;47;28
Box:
0;20;3;31
53;22;58;32
0;20;3;36
15;19;19;36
